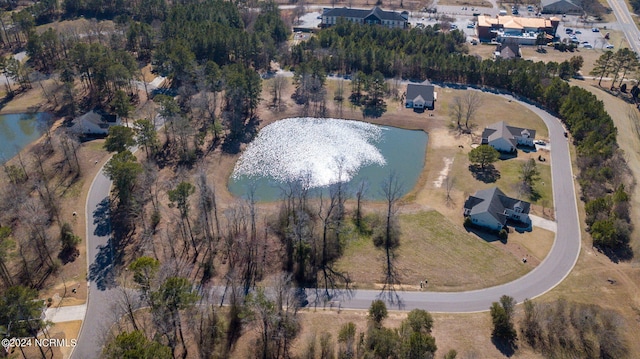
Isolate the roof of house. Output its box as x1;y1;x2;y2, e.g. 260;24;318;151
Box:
323;7;407;21
406;83;435;103
477;15;554;29
496;42;521;59
482;121;536;147
541;0;581;9
464;187;531;225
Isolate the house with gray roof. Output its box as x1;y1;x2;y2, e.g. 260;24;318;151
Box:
481;121;536;153
464;187;531;231
541;0;582;15
69;110;121;136
405;83;436;110
321;7;409;29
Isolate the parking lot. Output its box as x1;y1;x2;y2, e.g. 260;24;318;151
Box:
408;8;615;50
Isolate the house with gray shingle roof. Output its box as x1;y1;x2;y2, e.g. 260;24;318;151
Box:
481;121;536;153
405;83;436;110
463;187;531;231
321;7;409;29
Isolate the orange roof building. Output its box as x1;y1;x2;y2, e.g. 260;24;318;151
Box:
476;15;559;44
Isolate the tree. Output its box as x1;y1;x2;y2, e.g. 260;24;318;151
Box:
449;96;464;130
468;145;500;170
399;309;437;359
338;322;357;359
168;181;199;261
463;91;482;130
111;90;134;125
368;299;388;327
490;295;517;344
129;256;160;299
0;226;15;287
151;277;200;358
104;125;136;153
134;118;159;159
590;50;614;87
374;173;403;301
104;150;142;208
519;158;540;196
59;222;81;262
103;330;172;359
0;285;46;348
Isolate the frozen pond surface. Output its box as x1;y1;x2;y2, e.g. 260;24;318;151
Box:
229;117;428;201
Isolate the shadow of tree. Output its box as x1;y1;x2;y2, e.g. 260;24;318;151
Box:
598;245;634;263
469;164;501;183
93;197;111;237
363;103;387;118
88;237;117;291
491;337;516;357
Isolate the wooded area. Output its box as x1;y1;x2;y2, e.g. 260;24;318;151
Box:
0;0;635;357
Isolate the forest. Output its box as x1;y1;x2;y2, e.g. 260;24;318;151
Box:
0;0;634;357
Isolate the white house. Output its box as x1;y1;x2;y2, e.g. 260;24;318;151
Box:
405;83;436;110
463;187;531;231
481;121;536;152
69;110;121;135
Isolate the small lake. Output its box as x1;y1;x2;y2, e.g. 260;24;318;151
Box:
0;112;51;163
228;118;428;202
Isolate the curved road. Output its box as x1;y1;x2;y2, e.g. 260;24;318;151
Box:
73;93;581;358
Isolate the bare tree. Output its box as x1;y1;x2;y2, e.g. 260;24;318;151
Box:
270;75;288;111
463;91;482;130
449;96;464;130
375;172;403;305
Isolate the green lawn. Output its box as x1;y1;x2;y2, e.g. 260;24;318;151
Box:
335;210;531;291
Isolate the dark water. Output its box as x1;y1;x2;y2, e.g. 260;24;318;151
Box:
228;125;428;202
0;112;51;164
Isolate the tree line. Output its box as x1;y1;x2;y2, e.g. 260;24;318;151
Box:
290;21;633;258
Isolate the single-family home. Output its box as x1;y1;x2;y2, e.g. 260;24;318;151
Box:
463;187;531;231
494;42;521;59
541;0;582;15
405;83;436;110
481;121;536;152
69;110;121;136
321;7;409;29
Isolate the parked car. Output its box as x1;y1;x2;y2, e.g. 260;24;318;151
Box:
583;43;592;48
606;44;615;49
450;24;458;29
575;30;581;34
565;28;573;34
592;27;599;32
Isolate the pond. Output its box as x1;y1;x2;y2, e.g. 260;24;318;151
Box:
0;112;51;164
228;118;428;202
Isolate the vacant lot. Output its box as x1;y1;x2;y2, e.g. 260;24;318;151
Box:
334;210;553;291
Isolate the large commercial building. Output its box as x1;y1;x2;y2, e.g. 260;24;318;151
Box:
476;15;560;44
320;7;409;29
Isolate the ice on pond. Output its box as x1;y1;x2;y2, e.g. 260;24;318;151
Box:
232;117;387;188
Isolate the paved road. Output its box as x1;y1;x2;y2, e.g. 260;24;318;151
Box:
72;167;122;359
311;91;581;312
606;0;640;54
73;91;581;357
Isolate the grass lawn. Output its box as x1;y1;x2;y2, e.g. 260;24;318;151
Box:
448;150;552;207
335;210;534;291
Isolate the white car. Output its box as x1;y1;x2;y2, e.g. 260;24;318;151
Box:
606;44;615;49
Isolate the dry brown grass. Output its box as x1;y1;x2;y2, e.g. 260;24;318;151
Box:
438;0;492;7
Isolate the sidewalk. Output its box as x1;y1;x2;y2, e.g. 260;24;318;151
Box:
45;304;87;323
530;214;557;232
